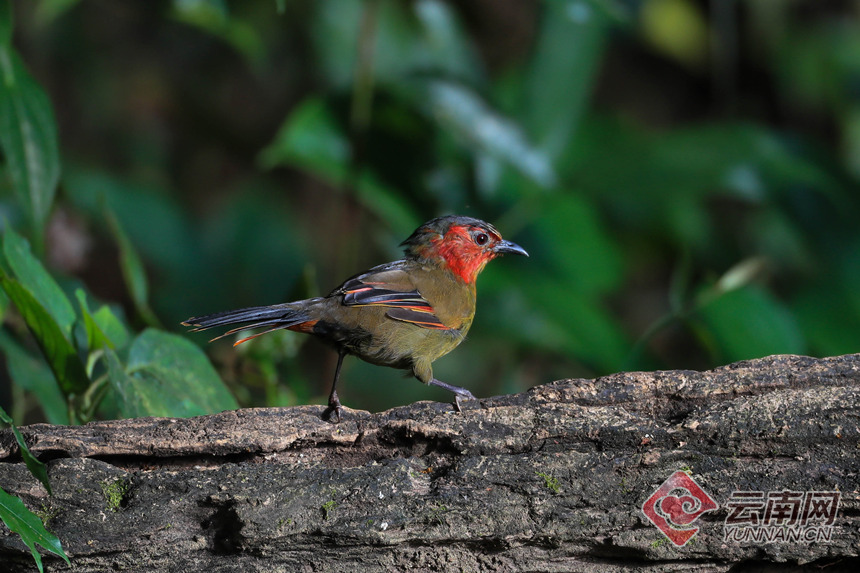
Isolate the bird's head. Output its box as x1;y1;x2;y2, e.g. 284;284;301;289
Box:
401;215;528;284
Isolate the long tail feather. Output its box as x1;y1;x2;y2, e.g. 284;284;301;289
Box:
182;304;313;343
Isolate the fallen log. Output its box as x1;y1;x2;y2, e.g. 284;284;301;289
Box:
0;354;858;572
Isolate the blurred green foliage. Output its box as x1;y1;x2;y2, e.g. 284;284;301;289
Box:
0;0;859;426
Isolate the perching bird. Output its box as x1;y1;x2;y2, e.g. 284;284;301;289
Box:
183;215;528;421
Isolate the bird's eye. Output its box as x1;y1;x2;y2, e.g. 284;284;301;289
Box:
475;233;489;246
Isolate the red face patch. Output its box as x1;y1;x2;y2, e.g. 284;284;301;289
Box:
432;225;499;283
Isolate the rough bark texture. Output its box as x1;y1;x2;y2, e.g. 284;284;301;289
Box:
0;354;858;572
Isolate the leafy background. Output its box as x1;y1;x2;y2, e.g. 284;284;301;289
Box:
2;0;860;425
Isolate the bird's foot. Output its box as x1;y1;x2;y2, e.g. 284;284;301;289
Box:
428;378;476;413
323;389;343;423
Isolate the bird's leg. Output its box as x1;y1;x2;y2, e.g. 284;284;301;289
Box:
324;348;347;423
428;378;476;413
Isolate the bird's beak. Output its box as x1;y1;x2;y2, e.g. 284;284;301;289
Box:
493;240;529;257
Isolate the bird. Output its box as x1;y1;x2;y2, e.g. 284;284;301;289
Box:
182;215;528;421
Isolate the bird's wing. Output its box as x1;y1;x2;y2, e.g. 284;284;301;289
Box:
337;264;449;330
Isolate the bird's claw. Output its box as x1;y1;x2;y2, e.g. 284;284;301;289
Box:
323;405;343;423
427;378;476;414
452;389;476;413
324;390;343;423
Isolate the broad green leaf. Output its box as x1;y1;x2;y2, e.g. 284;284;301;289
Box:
0;39;61;245
3;226;76;336
0;406;52;495
109;329;237;418
75;289;129;351
0;275;89;396
76;288;110;350
0;486;69;572
523;0;613;160
0;331;68;424
694;285;806;363
104;207;161;328
105;348;148;419
127;329;237;413
93;305;130;350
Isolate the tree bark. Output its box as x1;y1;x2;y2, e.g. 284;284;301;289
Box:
0;354;858;572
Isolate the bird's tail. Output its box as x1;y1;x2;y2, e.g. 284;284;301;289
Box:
182;302;317;346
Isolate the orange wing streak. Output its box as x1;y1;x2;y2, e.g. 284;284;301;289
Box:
406;320;449;330
233;327;286;347
231;320;318;346
287;319;318;334
399;305;435;313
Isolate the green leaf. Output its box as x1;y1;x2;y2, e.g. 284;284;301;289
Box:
104;206;161;328
0;331;68;424
0;486;70;572
0;275;90;396
694;285;806;363
93;304;130;349
3;226;76;337
108;329;237;418
76;288;110;350
0;43;61;246
104;348;145;418
0;406;53;495
75;289;129;351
